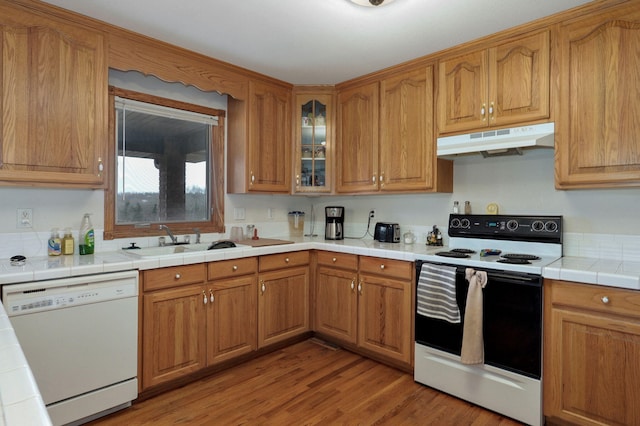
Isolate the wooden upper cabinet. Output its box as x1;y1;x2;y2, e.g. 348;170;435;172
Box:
438;31;550;134
336;81;379;193
247;80;291;193
555;4;640;188
380;66;436;192
0;3;107;187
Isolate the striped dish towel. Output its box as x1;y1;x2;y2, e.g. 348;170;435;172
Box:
416;263;460;323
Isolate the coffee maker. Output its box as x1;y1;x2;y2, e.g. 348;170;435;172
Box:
325;206;344;240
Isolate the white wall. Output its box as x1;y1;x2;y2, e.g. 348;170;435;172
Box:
1;70;639;257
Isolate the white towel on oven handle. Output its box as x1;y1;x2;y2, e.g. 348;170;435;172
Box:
416;263;460;323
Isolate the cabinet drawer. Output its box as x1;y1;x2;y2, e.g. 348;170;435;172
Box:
359;256;412;280
259;251;310;272
143;264;205;292
208;257;257;280
317;251;358;270
550;280;640;319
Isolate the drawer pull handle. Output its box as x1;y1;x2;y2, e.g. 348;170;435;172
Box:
210;290;214;303
332;257;337;263
358;280;363;295
175;273;181;280
351;279;355;291
202;290;208;305
380;264;385;270
233;265;238;271
601;296;610;304
261;281;266;294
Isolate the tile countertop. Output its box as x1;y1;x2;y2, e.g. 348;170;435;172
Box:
1;236;639;426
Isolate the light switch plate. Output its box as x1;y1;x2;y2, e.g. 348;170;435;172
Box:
233;207;246;220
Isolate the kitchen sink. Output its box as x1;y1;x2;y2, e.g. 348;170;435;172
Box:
123;242;245;257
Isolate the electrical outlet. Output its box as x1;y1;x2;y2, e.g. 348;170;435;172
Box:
369;209;376;219
17;208;33;228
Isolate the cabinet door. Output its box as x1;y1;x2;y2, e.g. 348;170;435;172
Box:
315;266;358;344
258;266;309;348
489;31;549;127
294;94;332;193
336;82;379;193
556;5;640;188
0;5;107;187
207;276;257;365
546;308;640;425
380;66;435;192
142;284;206;389
357;273;412;364
437;50;488;134
248;80;291;192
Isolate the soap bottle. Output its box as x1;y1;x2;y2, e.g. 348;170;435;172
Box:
48;228;61;256
62;228;74;255
79;213;95;255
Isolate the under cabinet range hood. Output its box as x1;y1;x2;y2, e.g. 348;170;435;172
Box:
437;122;555;157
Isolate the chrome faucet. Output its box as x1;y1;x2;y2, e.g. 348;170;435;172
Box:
159;225;178;245
193;228;201;244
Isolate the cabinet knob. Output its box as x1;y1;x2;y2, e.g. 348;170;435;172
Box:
250;172;255;184
232;265;238;271
489;102;495;120
332;257;337;263
358;280;363;295
210;290;214;303
285;257;290;263
481;104;487;120
97;157;104;176
372;175;376;184
202;290;208;305
351;279;355;291
261;281;266;294
601;296;610;304
175;273;182;280
380;264;385;270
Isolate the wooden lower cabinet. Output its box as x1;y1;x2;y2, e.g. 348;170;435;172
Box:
142;281;207;389
358;257;413;365
258;251;310;348
142;260;258;390
544;280;640;425
314;252;414;366
315;252;358;344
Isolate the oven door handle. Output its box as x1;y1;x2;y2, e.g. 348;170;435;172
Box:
484;271;541;287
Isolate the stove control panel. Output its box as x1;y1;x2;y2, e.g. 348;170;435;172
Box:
448;214;562;243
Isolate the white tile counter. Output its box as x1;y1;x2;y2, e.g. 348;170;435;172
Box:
0;303;51;426
543;257;640;290
1;236;639;425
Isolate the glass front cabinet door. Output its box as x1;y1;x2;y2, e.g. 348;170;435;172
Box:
294;93;333;193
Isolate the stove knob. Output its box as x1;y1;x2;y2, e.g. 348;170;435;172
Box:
506;220;518;231
532;220;545;232
460;218;470;228
545;221;558;232
450;218;461;228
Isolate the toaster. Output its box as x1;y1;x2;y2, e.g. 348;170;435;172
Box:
374;222;400;243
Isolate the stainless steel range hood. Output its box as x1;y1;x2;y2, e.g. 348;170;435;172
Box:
437;122;555;157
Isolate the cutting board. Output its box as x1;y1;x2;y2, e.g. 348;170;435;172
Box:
238;238;295;247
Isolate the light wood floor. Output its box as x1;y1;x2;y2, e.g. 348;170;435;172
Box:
88;339;523;425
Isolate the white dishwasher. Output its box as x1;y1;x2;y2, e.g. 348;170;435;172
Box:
2;270;138;426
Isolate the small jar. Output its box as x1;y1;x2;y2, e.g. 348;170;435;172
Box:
453;201;459;214
464;201;472;214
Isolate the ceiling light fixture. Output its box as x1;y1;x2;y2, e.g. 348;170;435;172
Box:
349;0;397;7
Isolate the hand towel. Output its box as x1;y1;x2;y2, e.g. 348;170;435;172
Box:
461;268;488;365
416;263;460;323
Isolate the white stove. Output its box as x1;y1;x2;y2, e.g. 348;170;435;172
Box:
414;214;562;426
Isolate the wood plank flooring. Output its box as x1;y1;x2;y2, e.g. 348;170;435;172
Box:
88;339;524;425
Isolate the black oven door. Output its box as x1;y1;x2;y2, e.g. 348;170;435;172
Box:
415;260;543;379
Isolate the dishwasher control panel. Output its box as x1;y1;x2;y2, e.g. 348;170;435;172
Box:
2;271;138;316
